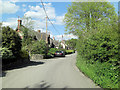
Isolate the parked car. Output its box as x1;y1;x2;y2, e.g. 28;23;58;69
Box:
54;51;65;57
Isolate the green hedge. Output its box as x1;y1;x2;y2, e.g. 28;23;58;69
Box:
76;27;119;88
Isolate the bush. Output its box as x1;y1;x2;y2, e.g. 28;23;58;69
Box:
76;27;119;88
31;40;47;55
47;48;58;56
19;48;29;59
77;27;118;64
0;47;16;65
2;26;22;57
59;48;66;52
0;47;15;60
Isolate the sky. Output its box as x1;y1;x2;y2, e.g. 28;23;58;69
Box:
0;0;119;40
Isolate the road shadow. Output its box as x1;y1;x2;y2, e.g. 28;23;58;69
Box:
24;80;51;89
24;81;69;90
0;71;7;77
2;61;45;71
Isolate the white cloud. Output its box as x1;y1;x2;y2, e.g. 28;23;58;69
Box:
24;3;56;19
33;20;46;31
2;18;18;29
39;3;52;6
0;1;19;14
23;2;66;32
55;14;65;25
55;34;78;40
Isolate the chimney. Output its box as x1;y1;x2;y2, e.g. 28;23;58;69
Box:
38;30;41;33
17;19;22;32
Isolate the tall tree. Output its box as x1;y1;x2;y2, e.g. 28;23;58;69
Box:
64;1;118;37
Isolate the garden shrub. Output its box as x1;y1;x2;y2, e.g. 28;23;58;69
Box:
48;48;58;55
0;47;15;60
2;26;22;57
0;47;16;65
19;48;29;59
31;40;46;55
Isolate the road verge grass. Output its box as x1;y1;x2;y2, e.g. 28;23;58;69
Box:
76;55;119;89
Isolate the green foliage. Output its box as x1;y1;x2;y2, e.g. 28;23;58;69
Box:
31;40;47;55
65;1;119;88
59;48;66;53
48;48;58;55
65;38;77;49
0;47;15;60
66;50;75;54
19;48;29;59
2;26;22;56
76;55;119;88
77;27;118;64
64;2;117;36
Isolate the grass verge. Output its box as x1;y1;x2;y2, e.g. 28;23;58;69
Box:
76;55;119;89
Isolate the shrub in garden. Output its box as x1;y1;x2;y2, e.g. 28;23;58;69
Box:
31;40;46;55
0;47;15;60
19;48;29;59
59;48;66;53
2;26;22;57
47;48;59;56
0;47;16;64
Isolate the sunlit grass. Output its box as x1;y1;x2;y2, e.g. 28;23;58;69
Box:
76;55;119;89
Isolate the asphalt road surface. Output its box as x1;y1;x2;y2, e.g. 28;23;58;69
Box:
2;53;101;88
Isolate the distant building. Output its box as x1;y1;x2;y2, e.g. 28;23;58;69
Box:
16;18;61;48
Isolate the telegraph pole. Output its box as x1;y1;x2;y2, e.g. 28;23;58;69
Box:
46;16;48;44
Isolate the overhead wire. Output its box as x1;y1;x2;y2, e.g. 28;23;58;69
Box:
41;0;61;35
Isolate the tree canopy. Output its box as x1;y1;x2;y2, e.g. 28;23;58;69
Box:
64;2;118;36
